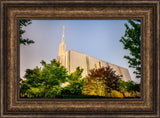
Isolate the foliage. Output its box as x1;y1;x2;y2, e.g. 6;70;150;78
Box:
84;66;122;97
126;81;140;93
120;20;141;78
55;94;106;98
20;59;68;98
20;60;86;98
119;80;140;97
61;67;86;95
20;20;35;45
40;59;68;87
20;67;42;98
118;81;128;97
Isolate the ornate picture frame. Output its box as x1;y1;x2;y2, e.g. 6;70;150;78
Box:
0;0;159;117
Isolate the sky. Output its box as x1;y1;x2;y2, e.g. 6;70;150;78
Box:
20;20;141;84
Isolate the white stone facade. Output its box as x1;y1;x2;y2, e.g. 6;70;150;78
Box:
56;49;131;81
56;26;131;82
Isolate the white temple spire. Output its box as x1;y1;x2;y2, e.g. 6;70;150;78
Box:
58;25;66;56
63;25;65;37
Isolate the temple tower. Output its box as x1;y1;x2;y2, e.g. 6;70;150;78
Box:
56;25;131;82
58;25;66;56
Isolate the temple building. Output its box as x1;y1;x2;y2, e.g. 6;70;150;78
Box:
56;26;131;82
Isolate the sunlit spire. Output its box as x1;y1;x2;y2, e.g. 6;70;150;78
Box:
58;25;66;56
62;25;65;43
63;25;65;37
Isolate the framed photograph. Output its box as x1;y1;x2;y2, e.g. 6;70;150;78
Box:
20;19;141;99
0;0;159;118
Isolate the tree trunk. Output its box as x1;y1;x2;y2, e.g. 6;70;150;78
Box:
122;92;126;98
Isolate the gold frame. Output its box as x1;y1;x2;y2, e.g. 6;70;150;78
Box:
0;0;159;117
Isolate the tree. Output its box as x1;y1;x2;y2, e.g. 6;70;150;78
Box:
20;67;42;98
40;59;68;98
20;20;35;45
20;59;68;98
84;66;122;97
118;81;128;97
126;81;140;96
120;20;141;78
118;80;140;97
62;67;86;95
